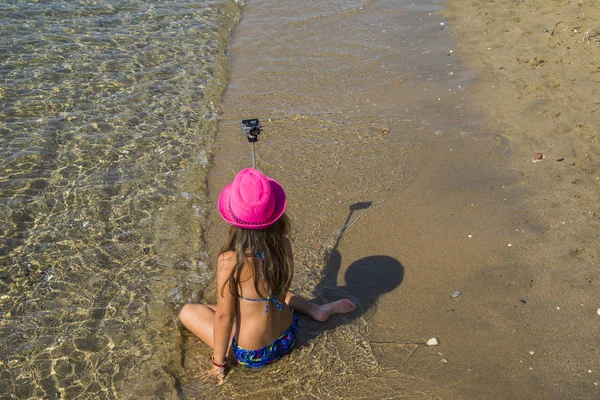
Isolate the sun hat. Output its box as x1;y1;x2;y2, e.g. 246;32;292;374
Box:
218;168;286;230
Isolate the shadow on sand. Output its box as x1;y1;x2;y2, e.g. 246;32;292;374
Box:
296;202;405;347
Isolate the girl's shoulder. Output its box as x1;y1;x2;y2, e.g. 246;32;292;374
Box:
217;251;236;271
218;250;236;261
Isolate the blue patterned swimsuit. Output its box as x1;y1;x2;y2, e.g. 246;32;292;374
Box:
231;253;299;368
231;312;299;369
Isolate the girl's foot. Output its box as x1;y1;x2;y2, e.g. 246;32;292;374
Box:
313;299;356;322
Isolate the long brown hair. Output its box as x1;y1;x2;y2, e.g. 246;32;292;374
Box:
219;213;293;298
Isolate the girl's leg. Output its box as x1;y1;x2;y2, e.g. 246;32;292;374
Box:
285;291;356;322
179;304;236;350
179;304;218;349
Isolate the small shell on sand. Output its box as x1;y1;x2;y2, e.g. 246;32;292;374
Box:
534;152;543;160
427;338;439;346
597;308;600;316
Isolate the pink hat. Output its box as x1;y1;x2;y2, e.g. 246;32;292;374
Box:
218;168;286;230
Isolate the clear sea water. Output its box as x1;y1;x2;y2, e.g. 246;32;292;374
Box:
0;0;480;397
0;1;241;397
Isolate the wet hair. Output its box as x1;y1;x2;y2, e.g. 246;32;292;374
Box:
219;213;293;298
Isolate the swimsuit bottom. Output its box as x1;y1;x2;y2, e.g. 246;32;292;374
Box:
231;314;299;369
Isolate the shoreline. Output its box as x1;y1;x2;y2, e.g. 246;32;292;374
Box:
177;0;599;398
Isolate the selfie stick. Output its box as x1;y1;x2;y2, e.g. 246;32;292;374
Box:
241;119;262;169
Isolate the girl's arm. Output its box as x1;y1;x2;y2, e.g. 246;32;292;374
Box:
212;253;236;364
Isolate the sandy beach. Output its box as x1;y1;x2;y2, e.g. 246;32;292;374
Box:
176;0;600;398
443;0;600;397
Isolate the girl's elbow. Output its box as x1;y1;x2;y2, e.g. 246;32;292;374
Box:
215;312;235;324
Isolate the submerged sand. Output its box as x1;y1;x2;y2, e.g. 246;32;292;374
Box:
177;0;600;398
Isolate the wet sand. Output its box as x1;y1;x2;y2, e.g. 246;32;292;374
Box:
178;0;600;398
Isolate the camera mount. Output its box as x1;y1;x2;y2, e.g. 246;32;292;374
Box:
241;119;262;169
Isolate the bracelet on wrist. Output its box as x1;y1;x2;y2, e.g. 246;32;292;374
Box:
210;355;228;368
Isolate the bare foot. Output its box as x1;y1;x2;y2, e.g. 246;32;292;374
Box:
313;299;356;322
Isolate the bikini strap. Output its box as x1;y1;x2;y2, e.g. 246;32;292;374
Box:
256;251;265;280
264;296;284;314
238;295;285;314
238;251;283;314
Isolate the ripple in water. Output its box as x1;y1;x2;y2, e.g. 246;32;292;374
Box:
0;0;240;397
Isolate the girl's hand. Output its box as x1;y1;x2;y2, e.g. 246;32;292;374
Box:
201;365;227;385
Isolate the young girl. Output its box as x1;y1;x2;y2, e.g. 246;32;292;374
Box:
179;168;356;384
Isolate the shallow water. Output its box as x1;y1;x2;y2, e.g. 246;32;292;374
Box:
186;0;486;398
2;0;485;397
0;1;240;397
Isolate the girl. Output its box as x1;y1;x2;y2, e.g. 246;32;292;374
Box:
179;168;356;384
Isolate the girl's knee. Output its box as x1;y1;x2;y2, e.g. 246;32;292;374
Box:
179;303;214;326
179;304;193;325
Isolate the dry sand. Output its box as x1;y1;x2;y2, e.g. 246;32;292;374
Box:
178;0;600;398
442;0;600;397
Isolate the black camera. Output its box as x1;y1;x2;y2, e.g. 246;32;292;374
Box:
241;119;262;143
